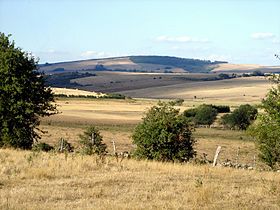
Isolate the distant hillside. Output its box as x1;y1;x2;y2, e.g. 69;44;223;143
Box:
129;56;227;73
211;63;280;73
39;56;227;74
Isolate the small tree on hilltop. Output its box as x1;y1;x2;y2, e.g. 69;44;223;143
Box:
132;102;196;162
0;33;57;149
249;75;280;169
79;126;107;155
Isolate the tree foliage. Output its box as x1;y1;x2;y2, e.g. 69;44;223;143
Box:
194;104;218;126
221;104;257;130
132;102;196;162
249;75;280;169
79;126;107;155
183;104;222;126
0;33;56;149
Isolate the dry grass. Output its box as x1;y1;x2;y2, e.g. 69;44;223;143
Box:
40;98;261;164
44;98;158;125
0;149;279;210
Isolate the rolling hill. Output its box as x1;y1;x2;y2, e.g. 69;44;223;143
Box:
40;55;280;99
39;55;280;75
39;55;227;74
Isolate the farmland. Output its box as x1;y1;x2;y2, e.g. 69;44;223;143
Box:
1;77;280;209
3;55;280;209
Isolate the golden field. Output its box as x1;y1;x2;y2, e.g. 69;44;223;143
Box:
0;149;279;210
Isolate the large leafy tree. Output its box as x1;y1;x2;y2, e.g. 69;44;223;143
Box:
249;75;280;169
0;33;56;149
132;102;196;162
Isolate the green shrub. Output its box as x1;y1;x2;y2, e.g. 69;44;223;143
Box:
132;102;196;162
211;105;230;113
32;142;54;152
183;104;229;126
194;104;218;126
249;75;280;169
79;126;107;155
183;108;197;118
221;104;257;130
169;99;184;106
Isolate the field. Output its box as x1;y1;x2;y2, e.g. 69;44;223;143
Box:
70;72;272;105
2;76;280;209
118;76;271;103
1;149;280;210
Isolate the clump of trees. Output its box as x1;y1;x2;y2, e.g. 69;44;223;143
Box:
132;102;196;162
0;33;57;149
221;104;258;130
183;104;230;126
249;75;280;169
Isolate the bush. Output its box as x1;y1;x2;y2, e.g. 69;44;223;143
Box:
221;104;258;130
132;102;196;162
251;70;264;76
32;142;54;152
249;75;280;169
183;108;197;118
211;105;230;113
79;126;107;155
194;104;218;126
183;104;229;126
169;99;184;106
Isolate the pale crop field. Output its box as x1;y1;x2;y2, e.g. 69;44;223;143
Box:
51;87;106;97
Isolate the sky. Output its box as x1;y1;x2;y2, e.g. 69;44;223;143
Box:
0;0;280;65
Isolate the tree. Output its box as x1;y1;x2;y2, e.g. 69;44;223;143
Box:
79;126;107;155
183;104;219;126
0;33;56;149
132;102;196;162
194;104;218;126
221;104;257;130
249;75;280;169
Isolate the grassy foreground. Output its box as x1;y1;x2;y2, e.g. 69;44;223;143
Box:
0;149;279;209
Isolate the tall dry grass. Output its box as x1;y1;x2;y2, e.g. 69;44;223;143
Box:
0;149;279;209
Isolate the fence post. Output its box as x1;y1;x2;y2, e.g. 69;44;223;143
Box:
112;140;116;155
213;146;222;167
60;138;64;152
91;133;95;145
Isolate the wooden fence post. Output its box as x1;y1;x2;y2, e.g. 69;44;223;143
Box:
112;140;116;155
213;146;222;167
60;138;64;152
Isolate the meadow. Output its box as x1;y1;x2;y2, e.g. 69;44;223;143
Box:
0;149;280;210
1;76;279;209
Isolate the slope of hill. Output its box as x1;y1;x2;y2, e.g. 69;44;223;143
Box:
39;56;227;74
211;63;280;73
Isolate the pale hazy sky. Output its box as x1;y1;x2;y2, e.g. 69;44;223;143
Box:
1;0;280;65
